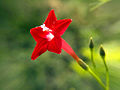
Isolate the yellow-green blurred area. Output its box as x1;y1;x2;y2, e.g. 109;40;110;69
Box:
0;0;120;90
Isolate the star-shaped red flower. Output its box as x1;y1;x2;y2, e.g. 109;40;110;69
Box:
30;9;72;60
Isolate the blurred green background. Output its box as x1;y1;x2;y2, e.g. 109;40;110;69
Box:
0;0;120;90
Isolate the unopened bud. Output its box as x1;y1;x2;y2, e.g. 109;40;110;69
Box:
89;37;94;49
100;45;105;58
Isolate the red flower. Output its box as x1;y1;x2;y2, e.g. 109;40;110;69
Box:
30;9;72;60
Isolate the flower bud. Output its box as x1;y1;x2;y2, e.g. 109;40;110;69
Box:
100;45;105;58
89;37;94;49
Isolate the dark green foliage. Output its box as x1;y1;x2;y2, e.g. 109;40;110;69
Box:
0;0;120;90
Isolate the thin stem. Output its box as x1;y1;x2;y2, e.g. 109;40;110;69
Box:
103;57;109;90
106;71;109;90
90;49;96;68
87;67;106;89
77;59;106;89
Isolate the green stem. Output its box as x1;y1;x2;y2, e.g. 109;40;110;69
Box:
90;49;96;68
103;57;109;90
106;71;109;90
87;67;106;89
77;59;106;89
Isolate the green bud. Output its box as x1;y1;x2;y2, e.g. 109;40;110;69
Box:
89;37;94;49
100;45;105;58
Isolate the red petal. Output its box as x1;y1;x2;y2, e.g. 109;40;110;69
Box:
31;39;48;60
30;27;51;41
44;9;57;29
54;19;72;36
30;27;43;42
47;35;62;54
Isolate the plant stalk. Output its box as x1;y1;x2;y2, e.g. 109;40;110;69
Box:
90;48;96;68
103;57;109;90
77;58;106;89
87;67;106;89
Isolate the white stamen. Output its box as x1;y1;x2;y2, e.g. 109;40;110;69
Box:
46;33;54;41
40;24;54;41
41;24;52;31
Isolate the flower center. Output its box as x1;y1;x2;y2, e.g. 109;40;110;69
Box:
41;24;54;41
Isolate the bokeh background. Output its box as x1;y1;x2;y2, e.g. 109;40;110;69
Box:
0;0;120;90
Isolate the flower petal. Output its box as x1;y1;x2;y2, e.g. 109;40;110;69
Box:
30;27;52;41
31;38;48;60
54;19;72;36
48;35;62;54
44;9;57;29
30;27;43;42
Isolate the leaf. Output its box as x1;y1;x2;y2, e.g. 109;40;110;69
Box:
90;0;111;11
